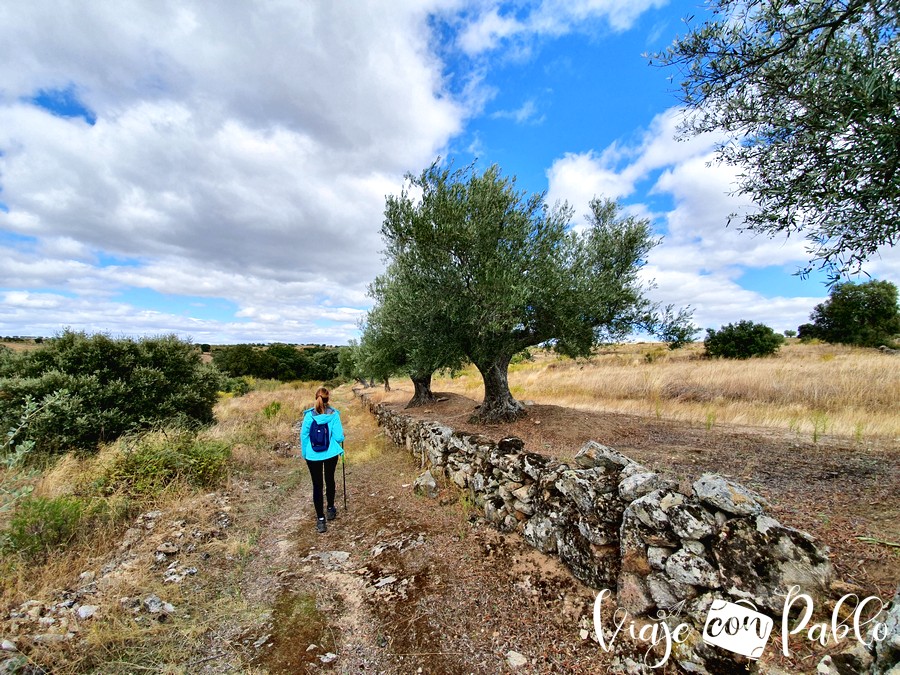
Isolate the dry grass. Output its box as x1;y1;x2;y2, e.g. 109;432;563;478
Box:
0;384;329;672
428;341;900;442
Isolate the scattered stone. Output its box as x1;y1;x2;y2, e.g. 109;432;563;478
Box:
253;634;271;649
506;650;528;669
319;652;337;663
33;633;73;645
374;576;397;588
77;605;98;620
143;594;174;615
0;641;15;652
156;542;179;554
306;643;317;652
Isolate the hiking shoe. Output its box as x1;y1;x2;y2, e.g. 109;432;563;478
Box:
326;506;337;521
316;517;327;533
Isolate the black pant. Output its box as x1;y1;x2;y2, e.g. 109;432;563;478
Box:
306;455;339;519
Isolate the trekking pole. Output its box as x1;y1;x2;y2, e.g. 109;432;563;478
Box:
340;442;347;511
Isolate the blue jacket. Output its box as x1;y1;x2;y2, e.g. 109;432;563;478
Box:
300;407;345;461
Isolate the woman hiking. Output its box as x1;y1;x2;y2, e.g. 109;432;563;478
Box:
300;386;345;533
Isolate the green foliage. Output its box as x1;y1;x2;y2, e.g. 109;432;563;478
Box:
784;329;797;338
0;331;222;455
213;344;340;382
262;401;282;419
800;280;900;348
656;305;699;349
97;432;230;497
222;376;252;396
376;161;694;421
704;320;785;359
654;0;900;277
2;495;85;560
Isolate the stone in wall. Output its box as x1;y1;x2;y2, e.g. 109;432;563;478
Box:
356;390;842;674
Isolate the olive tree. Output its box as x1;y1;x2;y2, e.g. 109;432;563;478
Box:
380;162;689;423
654;0;900;278
361;267;466;407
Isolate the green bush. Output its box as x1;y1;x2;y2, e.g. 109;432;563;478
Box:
0;331;224;455
262;401;282;419
704;320;785;359
799;280;900;348
2;495;85;560
98;432;230;496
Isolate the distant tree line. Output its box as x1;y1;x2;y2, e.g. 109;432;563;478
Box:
212;343;341;382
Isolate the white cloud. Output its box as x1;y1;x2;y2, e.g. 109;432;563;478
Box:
456;0;669;56
546;106;838;331
0;1;470;342
490;98;544;124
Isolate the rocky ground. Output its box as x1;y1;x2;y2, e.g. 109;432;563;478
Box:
2;384;897;673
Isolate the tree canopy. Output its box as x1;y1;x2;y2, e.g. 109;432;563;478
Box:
360;265;466;405
798;279;900;347
378;161;692;422
655;0;900;278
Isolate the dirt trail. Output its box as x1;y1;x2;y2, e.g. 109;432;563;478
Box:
203;387;617;674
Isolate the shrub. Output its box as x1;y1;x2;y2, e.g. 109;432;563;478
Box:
98;432;230;497
2;495;85;560
262;401;282;419
0;331;224;455
704;320;785;359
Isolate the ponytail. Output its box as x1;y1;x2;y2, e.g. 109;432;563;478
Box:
314;386;330;415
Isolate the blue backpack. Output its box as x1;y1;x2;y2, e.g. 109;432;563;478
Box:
308;411;330;453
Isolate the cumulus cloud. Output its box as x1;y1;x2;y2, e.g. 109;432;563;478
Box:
546;106;836;331
0;1;469;342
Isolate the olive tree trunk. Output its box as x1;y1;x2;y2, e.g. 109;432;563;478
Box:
473;356;525;423
406;372;437;408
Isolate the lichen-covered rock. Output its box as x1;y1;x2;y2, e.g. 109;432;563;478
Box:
618;472;662;502
629;491;671;530
523;514;557;554
712;515;832;612
413;469;438;498
557;523;619;588
647;546;674;571
872;585;900;674
555;468;617;514
574;440;633;471
646;573;682;610
669;501;718;540
618;572;655;614
665;549;721;588
693;474;767;516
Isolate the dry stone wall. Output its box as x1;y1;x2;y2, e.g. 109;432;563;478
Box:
357;392;847;673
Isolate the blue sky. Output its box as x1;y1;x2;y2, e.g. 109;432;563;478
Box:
0;1;895;344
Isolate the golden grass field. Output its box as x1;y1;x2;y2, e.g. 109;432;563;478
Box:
428;341;900;443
